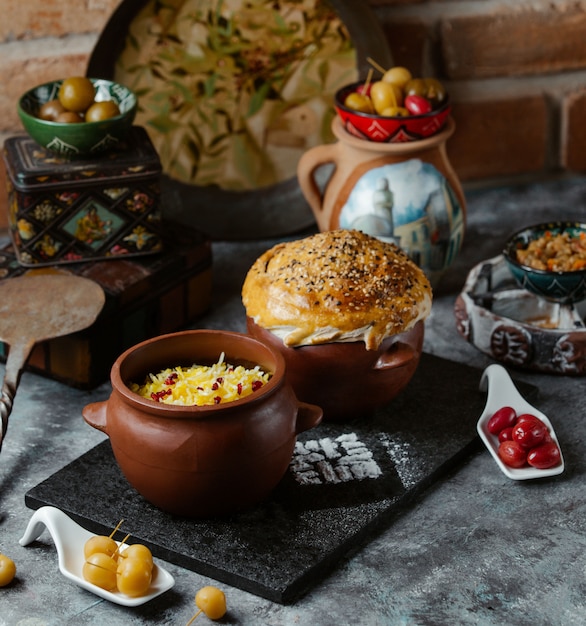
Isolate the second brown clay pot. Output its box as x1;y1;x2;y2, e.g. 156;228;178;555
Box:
247;318;425;421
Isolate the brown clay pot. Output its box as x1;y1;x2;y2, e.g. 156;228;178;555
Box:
82;330;323;518
247;318;425;421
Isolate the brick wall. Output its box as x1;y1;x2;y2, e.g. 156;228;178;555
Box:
1;0;585;227
372;0;586;180
0;0;121;228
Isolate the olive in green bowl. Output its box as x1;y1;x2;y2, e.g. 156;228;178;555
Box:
18;78;137;158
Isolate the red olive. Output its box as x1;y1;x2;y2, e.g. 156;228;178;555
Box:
498;427;514;443
527;442;561;469
404;94;432;116
512;419;547;449
498;440;527;468
516;413;542;425
487;406;517;435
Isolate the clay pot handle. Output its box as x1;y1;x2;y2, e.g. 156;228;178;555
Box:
374;342;417;371
296;142;340;228
295;401;323;434
82;401;109;435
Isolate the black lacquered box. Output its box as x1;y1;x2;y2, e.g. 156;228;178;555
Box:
3;126;163;266
0;221;213;388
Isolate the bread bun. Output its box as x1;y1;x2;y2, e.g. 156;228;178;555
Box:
242;229;432;350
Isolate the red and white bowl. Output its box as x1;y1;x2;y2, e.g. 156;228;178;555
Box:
334;81;451;143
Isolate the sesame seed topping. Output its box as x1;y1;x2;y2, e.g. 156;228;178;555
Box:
242;229;432;350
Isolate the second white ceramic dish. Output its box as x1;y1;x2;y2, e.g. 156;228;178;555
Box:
477;364;564;480
19;506;175;606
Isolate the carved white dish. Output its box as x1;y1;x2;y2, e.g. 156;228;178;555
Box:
19;506;175;606
455;255;586;375
477;364;564;480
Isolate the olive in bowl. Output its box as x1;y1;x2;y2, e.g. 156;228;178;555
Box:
335;80;451;143
18;78;137;158
503;221;586;304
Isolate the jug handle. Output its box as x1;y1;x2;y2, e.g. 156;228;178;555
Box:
295;401;323;434
296;143;340;221
82;401;109;435
374;342;418;371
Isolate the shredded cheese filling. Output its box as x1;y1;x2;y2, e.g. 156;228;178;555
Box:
130;352;271;406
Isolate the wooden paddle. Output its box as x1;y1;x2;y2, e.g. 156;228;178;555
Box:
0;274;105;453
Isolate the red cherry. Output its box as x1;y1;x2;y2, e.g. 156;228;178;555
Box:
512;420;547;449
516;413;543;426
527;442;561;469
487;406;517;435
498;427;514;443
498;440;527;468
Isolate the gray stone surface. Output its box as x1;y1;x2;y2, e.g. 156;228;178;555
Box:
1;176;586;625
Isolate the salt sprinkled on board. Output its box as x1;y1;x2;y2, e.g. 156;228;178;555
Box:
290;433;382;486
379;432;424;489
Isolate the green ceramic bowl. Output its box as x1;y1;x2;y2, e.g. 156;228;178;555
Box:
17;78;137;158
503;221;586;304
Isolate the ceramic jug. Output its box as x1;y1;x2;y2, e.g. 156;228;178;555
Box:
297;116;466;287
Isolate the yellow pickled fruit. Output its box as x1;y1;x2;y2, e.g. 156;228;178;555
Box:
120;544;153;570
85;100;121;122
82;553;118;591
84;535;118;560
0;554;16;587
195;586;227;620
343;92;374;114
370;81;403;115
58;77;96;113
382;66;413;89
380;106;410;117
116;558;152;597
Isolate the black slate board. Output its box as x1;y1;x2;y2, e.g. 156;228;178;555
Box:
25;353;536;604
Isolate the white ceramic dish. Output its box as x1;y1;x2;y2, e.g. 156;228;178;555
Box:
19;506;175;606
477;364;564;480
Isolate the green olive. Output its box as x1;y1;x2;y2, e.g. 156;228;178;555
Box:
423;78;447;106
380;106;410;117
403;78;428;98
344;92;374;114
55;111;83;123
370;81;403;115
38;99;66;121
382;66;412;90
58;77;96;113
85;100;121;122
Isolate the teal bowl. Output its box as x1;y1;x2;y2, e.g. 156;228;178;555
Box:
17;78;137;158
503;221;586;304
